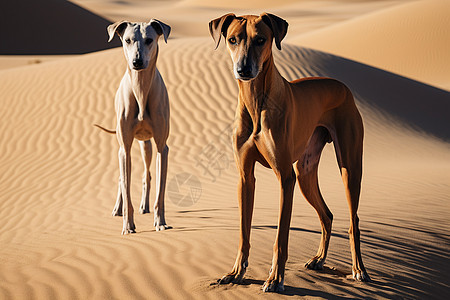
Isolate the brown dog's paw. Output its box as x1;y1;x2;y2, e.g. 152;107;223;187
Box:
217;261;248;285
262;278;284;293
305;256;325;270
217;272;244;285
353;269;371;282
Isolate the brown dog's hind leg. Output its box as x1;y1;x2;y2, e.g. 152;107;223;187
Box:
296;126;333;270
333;104;370;281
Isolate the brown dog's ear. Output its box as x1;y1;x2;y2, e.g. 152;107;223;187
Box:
209;13;236;49
107;21;129;42
150;19;171;43
260;13;288;50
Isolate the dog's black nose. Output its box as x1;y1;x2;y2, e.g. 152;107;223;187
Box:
237;65;252;78
133;58;143;68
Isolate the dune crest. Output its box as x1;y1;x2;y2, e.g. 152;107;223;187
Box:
293;0;450;90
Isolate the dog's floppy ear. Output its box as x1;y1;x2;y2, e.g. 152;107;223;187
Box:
150;19;171;43
107;21;129;42
209;13;236;49
260;13;288;50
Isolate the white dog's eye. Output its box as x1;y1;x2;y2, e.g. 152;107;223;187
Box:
228;37;237;45
145;38;153;45
125;38;131;44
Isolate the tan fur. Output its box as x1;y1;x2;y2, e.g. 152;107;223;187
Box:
99;20;171;234
209;13;370;292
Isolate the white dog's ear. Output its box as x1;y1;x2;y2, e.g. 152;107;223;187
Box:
107;21;129;42
209;13;236;49
260;13;288;50
150;19;171;43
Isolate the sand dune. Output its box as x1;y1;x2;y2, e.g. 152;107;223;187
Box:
293;0;450;90
70;0;406;39
0;0;449;299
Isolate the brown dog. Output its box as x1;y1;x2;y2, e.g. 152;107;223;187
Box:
209;13;370;292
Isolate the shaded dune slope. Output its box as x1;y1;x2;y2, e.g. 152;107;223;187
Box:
0;0;120;54
278;47;450;142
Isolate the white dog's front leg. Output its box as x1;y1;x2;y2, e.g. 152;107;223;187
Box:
154;145;169;231
118;145;136;234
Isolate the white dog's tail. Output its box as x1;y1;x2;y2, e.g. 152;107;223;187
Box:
94;124;116;134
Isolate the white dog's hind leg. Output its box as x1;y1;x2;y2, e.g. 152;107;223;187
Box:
112;181;123;216
154;145;169;231
139;140;152;214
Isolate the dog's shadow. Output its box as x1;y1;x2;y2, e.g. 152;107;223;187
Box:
209;267;358;299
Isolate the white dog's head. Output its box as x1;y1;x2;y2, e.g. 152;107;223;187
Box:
108;20;171;71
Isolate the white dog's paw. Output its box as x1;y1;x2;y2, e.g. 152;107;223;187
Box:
155;224;171;231
121;224;136;235
139;207;150;214
154;217;171;231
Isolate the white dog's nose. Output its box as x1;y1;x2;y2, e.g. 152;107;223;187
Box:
133;58;143;69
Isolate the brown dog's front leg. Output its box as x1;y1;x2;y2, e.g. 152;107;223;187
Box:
218;162;255;285
262;169;296;292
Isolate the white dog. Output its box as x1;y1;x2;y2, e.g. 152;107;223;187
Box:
97;20;171;234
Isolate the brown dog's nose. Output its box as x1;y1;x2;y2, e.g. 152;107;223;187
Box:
237;65;252;78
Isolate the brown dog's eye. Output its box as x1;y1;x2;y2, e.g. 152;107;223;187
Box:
255;37;266;46
145;38;153;45
125;38;131;44
228;37;237;45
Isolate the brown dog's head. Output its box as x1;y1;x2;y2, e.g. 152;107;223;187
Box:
209;13;288;81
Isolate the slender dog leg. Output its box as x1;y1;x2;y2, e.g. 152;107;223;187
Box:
154;145;169;231
139;140;152;214
218;160;256;284
297;164;333;270
334;104;370;281
112;182;123;216
342;166;369;281
262;168;296;292
295;127;333;270
118;143;136;234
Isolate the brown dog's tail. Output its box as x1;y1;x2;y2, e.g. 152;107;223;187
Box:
94;124;116;134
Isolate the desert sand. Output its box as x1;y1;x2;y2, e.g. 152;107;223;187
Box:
0;0;449;299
